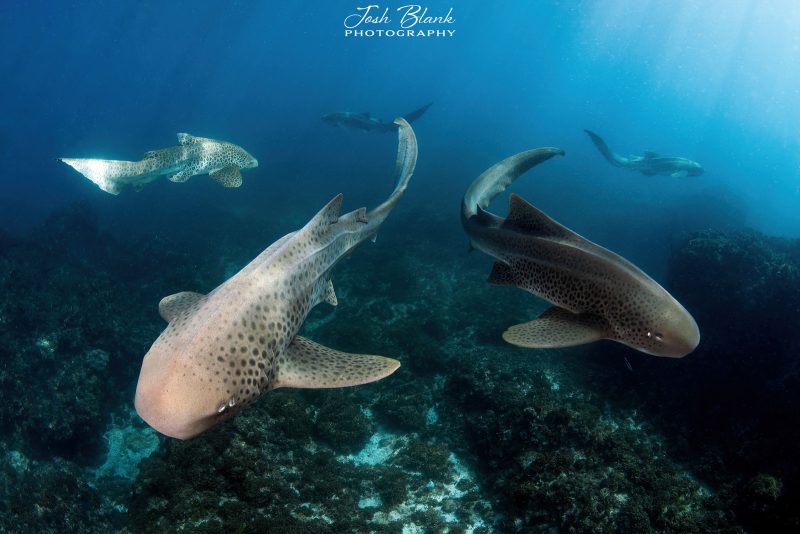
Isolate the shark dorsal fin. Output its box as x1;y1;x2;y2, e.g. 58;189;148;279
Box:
159;291;206;322
503;194;578;242
643;150;660;159
177;133;197;145
306;194;343;231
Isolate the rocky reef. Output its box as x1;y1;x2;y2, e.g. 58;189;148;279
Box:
1;205;797;531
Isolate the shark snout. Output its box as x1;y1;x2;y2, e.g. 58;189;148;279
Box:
135;352;223;439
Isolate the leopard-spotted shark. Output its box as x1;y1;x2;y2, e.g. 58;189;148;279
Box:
58;133;257;194
461;147;700;358
135;118;416;439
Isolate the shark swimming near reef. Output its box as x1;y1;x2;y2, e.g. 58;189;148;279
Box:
135;118;417;439
461;147;700;357
322;102;432;132
584;129;703;178
58;133;258;195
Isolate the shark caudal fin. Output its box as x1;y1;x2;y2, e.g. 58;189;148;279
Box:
275;336;400;388
402;102;432;124
461;147;565;220
58;157;130;195
584;130;625;167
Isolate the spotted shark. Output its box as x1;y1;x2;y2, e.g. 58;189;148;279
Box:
135;118;417;439
322;102;432;133
584;129;703;178
461;147;700;357
58;133;258;195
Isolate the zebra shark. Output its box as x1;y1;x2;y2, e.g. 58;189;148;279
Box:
584;129;703;178
461;147;700;357
322;102;432;133
135;118;417;439
58;133;258;194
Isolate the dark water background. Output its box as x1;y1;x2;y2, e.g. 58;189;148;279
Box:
2;1;800;532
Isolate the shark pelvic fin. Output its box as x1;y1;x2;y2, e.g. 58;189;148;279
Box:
502;306;608;349
325;280;338;306
210;166;243;188
275;336;399;389
158;291;206;322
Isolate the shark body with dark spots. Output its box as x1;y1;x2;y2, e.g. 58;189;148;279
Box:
58;133;258;195
322;102;432;132
584;129;703;178
135;119;417;439
461;147;700;357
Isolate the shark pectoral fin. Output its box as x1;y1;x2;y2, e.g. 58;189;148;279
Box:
158;291;206;322
210;166;243;188
501;307;608;349
487;261;516;286
671;170;688;178
275;336;400;389
325;280;338;306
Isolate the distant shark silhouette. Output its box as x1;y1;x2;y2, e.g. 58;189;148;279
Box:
584;129;703;178
135;118;417;439
322;102;432;132
461;147;700;357
58;133;258;194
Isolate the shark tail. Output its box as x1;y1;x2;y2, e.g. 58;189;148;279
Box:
58;157;140;195
584;130;625;167
402;102;432;124
461;147;565;220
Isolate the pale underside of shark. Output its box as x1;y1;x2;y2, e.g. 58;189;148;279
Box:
135;118;417;439
584;129;704;178
58;133;258;195
461;147;700;357
322;102;432;133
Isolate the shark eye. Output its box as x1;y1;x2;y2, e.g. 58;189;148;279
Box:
216;398;237;414
647;331;664;342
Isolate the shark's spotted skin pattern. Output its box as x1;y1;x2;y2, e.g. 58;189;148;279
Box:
135;119;417;439
461;148;700;358
58;133;258;194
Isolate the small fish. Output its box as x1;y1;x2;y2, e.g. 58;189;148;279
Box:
58;133;258;194
461;147;700;358
135;119;417;439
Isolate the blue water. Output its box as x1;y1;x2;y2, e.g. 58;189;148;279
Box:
2;1;800;531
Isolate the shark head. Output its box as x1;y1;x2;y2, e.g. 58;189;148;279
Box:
686;160;704;176
620;296;701;357
232;145;258;170
134;335;240;439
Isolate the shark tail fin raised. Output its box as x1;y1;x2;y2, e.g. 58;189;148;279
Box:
275;336;400;389
584;130;624;167
402;102;432;124
362;118;418;232
58;157;132;195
